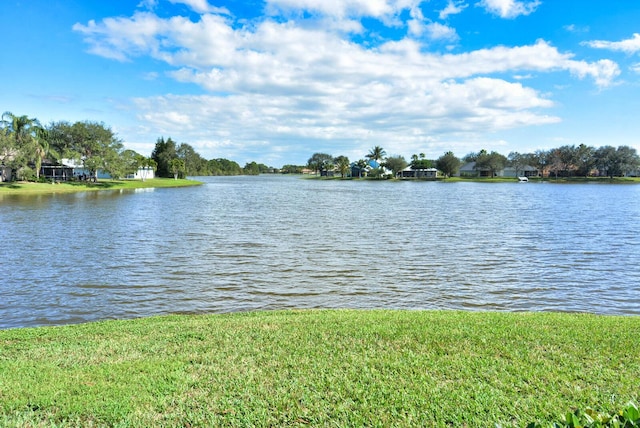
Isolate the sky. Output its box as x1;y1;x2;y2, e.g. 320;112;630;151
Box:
2;0;640;167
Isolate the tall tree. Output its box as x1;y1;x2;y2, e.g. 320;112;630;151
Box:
243;161;261;175
208;158;243;175
596;145;640;177
307;153;333;175
47;121;123;180
334;155;350;178
436;151;461;178
475;150;506;177
170;158;186;180
384;155;408;176
151;137;178;178
32;127;59;179
366;146;386;165
177;143;208;176
526;149;549;179
410;153;433;169
575;144;596;177
508;151;526;177
557;145;578;177
1;112;43;179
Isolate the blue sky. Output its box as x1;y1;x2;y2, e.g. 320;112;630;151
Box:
3;0;640;167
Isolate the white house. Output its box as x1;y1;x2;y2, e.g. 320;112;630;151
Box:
127;166;155;180
398;166;438;179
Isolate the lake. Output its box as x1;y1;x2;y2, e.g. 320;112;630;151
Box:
1;175;639;329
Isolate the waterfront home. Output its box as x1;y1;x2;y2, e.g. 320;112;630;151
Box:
399;166;438;179
458;162;538;178
127;166;155;180
40;160;75;181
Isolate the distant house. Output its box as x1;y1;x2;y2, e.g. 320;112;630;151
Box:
350;163;367;178
457;162;538;178
399;166;438;179
40;160;74;181
127;166;155;180
501;165;538;178
37;159;155;181
458;162;483;177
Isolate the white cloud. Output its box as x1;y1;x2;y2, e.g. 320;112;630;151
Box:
169;0;229;14
631;63;640;74
407;6;459;41
566;59;620;88
439;0;467;20
478;0;541;19
424;22;459;41
73;12;171;62
74;6;620;162
265;0;421;21
564;24;589;34
584;33;640;55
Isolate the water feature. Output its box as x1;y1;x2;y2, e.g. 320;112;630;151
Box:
1;175;639;329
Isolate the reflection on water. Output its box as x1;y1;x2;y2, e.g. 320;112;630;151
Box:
1;176;640;329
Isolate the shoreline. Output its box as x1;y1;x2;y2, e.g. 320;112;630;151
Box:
302;175;640;183
0;177;203;196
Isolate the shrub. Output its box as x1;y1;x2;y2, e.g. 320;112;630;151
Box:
527;402;640;428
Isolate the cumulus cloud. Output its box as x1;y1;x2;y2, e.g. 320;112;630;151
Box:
407;6;458;41
478;0;541;19
424;22;459;41
439;0;467;20
265;0;420;21
73;2;620;162
584;33;640;54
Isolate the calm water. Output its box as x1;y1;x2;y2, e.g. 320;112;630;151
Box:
1;176;639;329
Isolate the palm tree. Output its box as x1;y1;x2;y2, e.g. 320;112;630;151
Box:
1;112;41;146
366;146;386;178
366;145;386;165
1;111;45;179
33;127;59;179
334;155;350;178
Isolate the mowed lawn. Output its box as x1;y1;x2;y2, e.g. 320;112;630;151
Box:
0;178;201;195
0;310;638;427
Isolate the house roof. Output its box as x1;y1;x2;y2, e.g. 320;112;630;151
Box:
403;166;437;171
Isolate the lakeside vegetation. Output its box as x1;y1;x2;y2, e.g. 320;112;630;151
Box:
304;174;640;184
1;310;638;427
0;111;274;184
305;144;640;179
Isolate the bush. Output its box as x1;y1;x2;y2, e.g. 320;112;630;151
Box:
17;166;36;181
527;402;640;428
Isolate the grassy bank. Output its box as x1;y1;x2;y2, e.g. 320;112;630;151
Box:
0;178;202;195
1;310;638;427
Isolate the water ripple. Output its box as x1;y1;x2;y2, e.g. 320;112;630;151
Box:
2;177;640;328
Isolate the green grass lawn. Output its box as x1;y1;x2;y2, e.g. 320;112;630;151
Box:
0;178;202;195
0;310;638;427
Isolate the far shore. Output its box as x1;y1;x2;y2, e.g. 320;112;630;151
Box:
303;174;640;183
0;178;203;196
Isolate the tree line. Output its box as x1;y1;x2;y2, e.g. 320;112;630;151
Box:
0;111;272;181
306;143;640;179
307;146;463;178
